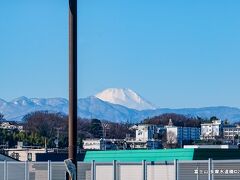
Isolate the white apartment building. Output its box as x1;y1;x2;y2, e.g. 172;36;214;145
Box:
126;124;164;149
201;120;222;140
135;124;158;142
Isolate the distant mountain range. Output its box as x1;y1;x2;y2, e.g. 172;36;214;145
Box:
1;88;240;123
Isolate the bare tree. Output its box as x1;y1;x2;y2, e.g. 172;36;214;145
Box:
167;131;177;148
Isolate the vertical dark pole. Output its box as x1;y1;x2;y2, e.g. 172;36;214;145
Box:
69;0;77;179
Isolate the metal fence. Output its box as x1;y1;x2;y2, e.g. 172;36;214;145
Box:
1;159;240;180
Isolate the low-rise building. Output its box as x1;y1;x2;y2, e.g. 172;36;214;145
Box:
4;142;47;161
125;138;162;149
0;122;24;132
83;139;117;150
223;125;240;140
129;124;164;149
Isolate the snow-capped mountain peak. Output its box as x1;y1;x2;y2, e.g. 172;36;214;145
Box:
95;88;156;110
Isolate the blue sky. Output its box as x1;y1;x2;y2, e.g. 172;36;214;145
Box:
1;0;240;108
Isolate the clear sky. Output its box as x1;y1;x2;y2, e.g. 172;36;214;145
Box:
1;0;240;108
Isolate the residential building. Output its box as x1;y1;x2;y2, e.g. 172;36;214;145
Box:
83;139;117;150
4;142;47;161
0;122;23;132
166;120;201;145
200;120;222;140
128;124;164;149
223;125;240;140
125;138;162;149
135;124;157;142
135;124;165;141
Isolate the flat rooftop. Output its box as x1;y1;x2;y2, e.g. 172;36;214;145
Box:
84;148;240;162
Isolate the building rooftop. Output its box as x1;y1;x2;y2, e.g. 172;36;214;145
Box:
83;148;240;162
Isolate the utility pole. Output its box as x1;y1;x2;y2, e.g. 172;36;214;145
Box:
68;0;77;179
102;123;109;151
55;127;61;153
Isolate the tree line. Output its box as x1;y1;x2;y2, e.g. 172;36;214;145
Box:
0;111;134;148
142;113;211;127
0;111;225;149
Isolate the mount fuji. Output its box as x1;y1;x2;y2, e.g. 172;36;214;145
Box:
95;88;156;110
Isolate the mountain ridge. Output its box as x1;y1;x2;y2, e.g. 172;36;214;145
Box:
1;88;240;122
1;96;240;123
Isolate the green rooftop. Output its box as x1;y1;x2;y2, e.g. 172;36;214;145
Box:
84;149;194;162
84;149;240;162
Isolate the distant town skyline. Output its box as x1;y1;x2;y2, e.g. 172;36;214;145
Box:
1;0;240;108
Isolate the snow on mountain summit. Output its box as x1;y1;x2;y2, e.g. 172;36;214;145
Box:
95;88;156;110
